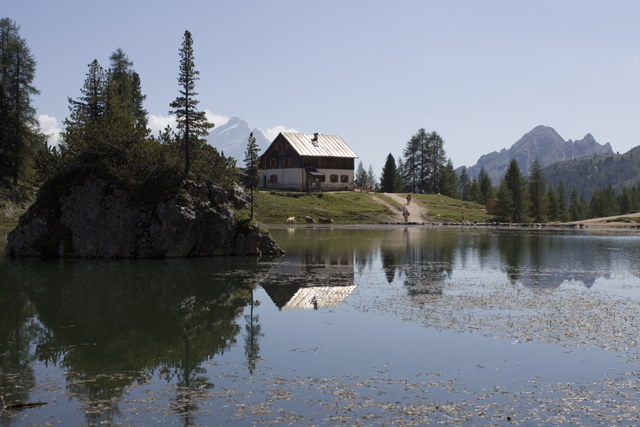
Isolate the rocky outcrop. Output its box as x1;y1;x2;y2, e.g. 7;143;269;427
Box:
5;171;282;258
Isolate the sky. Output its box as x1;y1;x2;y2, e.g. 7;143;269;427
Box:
4;0;640;176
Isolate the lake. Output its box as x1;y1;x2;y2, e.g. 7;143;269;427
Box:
1;225;640;426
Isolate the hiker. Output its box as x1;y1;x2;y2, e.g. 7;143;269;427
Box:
403;209;410;223
406;194;412;205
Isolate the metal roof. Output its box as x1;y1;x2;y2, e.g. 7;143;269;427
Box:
280;133;359;158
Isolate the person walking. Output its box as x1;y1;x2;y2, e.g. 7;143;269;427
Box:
403;209;410;223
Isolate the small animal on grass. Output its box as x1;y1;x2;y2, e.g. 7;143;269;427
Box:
319;217;334;223
305;216;315;223
286;217;296;224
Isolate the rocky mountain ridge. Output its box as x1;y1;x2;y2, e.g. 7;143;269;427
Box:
459;125;614;182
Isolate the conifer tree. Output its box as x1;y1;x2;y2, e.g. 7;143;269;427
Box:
440;159;459;198
504;158;528;223
394;158;405;192
458;167;470;201
496;178;514;222
528;157;547;222
0;18;44;187
169;30;213;180
244;132;261;220
477;166;493;204
367;164;378;191
380;153;397;193
557;181;568;221
546;186;559;222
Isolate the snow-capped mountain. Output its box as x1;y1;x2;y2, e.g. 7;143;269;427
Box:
205;117;271;164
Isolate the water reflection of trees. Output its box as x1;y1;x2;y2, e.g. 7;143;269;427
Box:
0;273;38;427
5;257;272;426
493;231;621;288
378;228;456;296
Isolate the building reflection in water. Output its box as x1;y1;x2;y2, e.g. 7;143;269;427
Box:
262;249;356;311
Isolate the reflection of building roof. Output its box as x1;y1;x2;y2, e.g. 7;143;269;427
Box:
263;285;357;311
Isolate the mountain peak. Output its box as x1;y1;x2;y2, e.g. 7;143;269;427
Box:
459;126;614;182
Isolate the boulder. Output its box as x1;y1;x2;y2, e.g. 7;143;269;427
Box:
5;171;282;258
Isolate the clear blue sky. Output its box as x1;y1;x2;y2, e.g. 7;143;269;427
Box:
5;0;639;176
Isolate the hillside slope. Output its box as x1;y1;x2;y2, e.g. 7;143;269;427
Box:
544;145;640;199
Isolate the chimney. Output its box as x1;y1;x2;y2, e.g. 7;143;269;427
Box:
312;133;318;141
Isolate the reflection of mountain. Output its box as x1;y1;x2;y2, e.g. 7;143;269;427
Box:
6;257;270;426
261;251;356;310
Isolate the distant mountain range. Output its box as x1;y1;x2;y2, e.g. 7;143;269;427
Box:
459;125;614;183
205;117;271;164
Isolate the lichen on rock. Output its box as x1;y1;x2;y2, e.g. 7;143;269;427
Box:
5;170;282;258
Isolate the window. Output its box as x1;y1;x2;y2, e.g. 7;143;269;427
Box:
269;175;278;183
341;175;349;183
330;175;338;183
270;158;277;168
284;158;291;167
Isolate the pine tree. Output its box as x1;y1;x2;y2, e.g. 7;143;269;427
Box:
244;132;261;220
477;166;493;204
169;30;213;180
426;131;446;193
504;158;528;223
546;186;559;222
467;178;481;203
496;178;513;222
569;188;586;221
355;161;367;186
403;129;424;192
380;153;397;193
557;181;568;221
440;159;459;198
367;164;378;192
0;18;44;188
458;167;470;201
528;157;547;222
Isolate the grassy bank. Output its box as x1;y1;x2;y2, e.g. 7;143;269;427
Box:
411;193;491;223
254;191;395;224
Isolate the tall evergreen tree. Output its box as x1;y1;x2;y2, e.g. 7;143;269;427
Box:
355;160;367;186
569;188;587;221
0;18;44;187
440;159;459;198
403;129;425;192
244;132;261;220
546;186;560;222
380;153;397;193
467;178;481;203
504;158;528;223
477;166;493;204
557;181;568;221
367;164;378;191
426;131;446;193
528;157;547;222
458;167;470;201
169;30;213;180
495;178;514;222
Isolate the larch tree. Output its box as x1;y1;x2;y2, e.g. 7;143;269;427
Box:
169;30;213;180
244;132;261;220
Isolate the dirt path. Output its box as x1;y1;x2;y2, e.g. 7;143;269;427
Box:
368;193;429;223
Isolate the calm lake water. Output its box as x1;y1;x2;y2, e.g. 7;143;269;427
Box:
2;225;640;426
